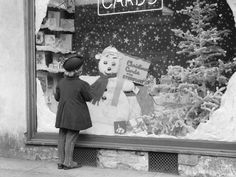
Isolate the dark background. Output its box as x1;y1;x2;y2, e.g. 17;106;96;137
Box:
73;0;236;80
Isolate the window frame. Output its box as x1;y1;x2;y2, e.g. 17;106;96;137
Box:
24;0;236;158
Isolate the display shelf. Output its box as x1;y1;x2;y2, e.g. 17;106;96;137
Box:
48;5;75;14
40;25;75;32
48;0;75;14
37;66;65;73
35;1;74;84
40;18;75;32
36;45;75;54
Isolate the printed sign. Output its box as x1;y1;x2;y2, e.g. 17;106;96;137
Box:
111;53;150;106
98;0;163;16
119;53;151;85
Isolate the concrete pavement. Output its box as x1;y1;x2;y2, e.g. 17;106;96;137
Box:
0;157;180;177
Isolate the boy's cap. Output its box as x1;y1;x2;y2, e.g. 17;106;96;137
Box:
63;55;84;71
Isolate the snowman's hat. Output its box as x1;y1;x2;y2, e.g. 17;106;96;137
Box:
102;46;119;54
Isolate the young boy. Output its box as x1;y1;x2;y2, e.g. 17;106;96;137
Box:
54;55;93;170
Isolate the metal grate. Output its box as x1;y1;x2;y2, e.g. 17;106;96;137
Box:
73;148;97;167
148;152;178;174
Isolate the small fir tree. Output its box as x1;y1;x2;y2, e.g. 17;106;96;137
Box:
172;0;228;68
170;0;236;94
172;0;236;95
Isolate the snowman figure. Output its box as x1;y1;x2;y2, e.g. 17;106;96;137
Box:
80;46;141;135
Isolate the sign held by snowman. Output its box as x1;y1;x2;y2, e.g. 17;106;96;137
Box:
110;48;151;106
119;53;151;85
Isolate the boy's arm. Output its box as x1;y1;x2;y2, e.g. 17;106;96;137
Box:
54;85;60;102
81;82;93;102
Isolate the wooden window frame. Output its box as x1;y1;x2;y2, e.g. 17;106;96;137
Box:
24;0;236;157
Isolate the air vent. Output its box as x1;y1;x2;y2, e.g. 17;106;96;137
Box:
73;148;97;167
149;152;178;174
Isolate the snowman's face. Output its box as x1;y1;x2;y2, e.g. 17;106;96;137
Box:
98;52;120;76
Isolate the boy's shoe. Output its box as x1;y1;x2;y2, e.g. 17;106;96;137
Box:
63;162;82;170
57;163;64;169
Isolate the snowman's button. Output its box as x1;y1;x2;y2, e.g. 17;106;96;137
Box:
105;88;107;91
102;96;107;100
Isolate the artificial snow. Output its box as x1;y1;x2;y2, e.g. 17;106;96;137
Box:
186;72;236;142
36;78;57;132
227;0;236;27
35;0;50;34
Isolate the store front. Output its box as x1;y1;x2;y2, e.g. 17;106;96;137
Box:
24;0;236;176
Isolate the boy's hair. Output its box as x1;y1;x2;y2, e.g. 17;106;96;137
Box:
64;68;82;77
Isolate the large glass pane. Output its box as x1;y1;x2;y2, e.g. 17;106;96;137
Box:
36;0;236;142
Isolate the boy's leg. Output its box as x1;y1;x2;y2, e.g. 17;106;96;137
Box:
57;128;67;165
63;130;80;167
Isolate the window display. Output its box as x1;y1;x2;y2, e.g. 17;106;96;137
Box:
36;0;236;142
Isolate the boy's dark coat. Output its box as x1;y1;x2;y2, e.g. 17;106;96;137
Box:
54;77;93;131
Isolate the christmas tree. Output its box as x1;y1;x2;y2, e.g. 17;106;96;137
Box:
171;0;236;92
147;0;236;136
172;0;228;67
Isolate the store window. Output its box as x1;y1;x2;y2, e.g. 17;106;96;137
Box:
26;0;236;154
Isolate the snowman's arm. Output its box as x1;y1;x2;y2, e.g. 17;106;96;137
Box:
122;80;139;94
80;75;100;85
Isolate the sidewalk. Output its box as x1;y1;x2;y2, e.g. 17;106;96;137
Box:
0;157;180;177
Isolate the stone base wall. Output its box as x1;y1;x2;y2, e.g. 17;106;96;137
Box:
179;154;236;177
97;150;148;171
